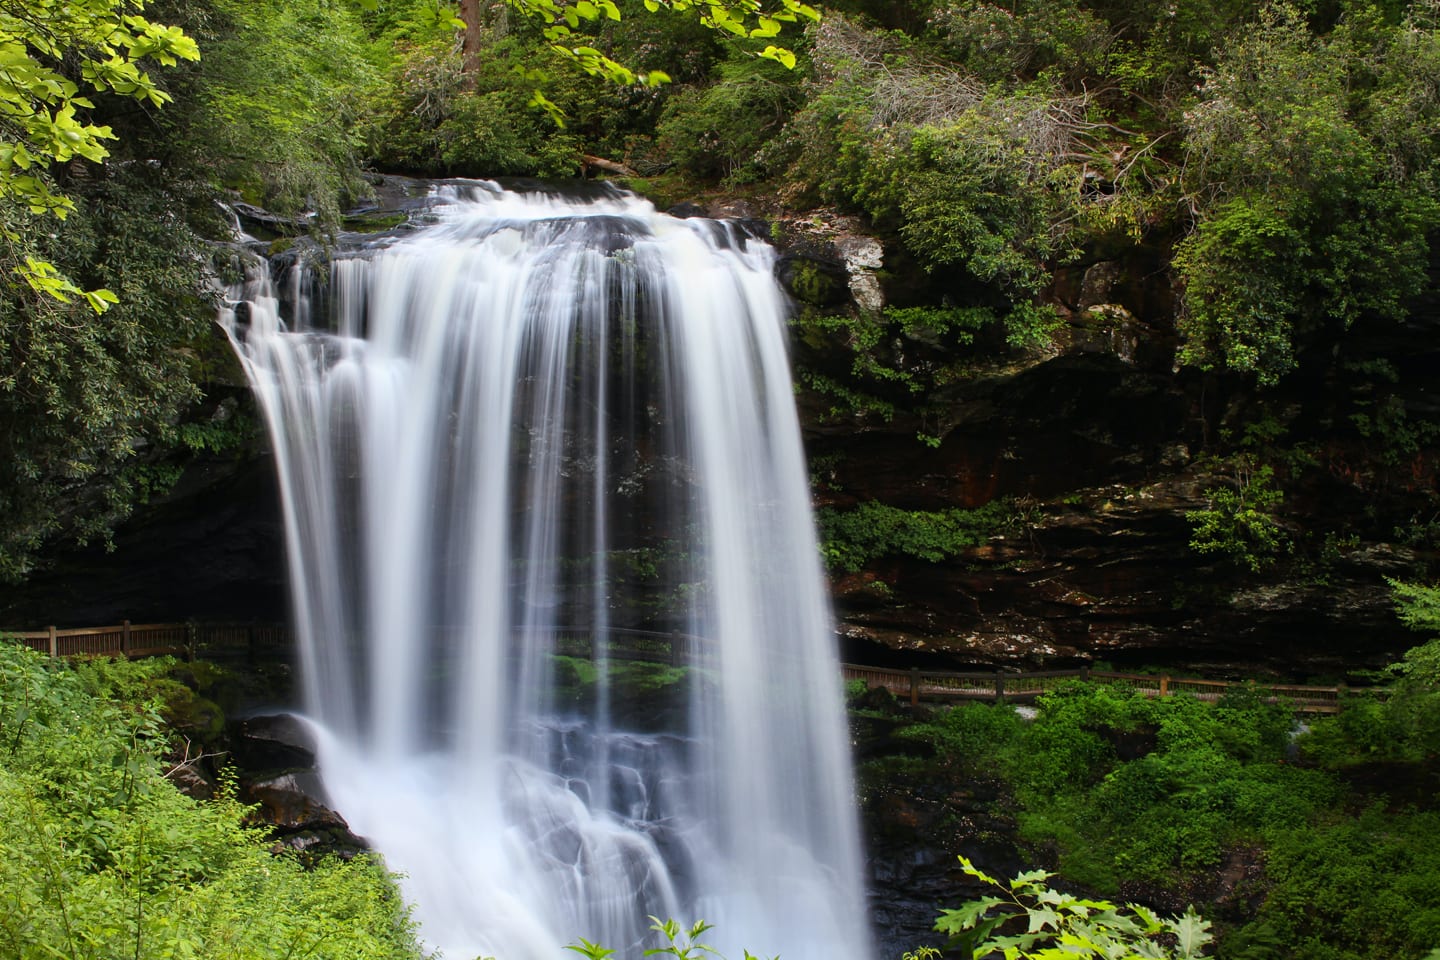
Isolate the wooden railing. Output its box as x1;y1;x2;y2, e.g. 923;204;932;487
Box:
2;621;290;661
840;664;1346;714
3;621;1349;713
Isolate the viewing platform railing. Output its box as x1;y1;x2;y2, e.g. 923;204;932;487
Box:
3;620;1350;713
838;664;1345;713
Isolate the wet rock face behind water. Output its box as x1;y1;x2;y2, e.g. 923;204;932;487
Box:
789;236;1437;675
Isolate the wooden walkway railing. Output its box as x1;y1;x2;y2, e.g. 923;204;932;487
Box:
3;621;290;660
840;664;1345;714
4;621;1348;713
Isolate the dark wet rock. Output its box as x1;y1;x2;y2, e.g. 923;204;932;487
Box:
229;714;371;860
854;706;1026;957
232;713;318;771
775;254;850;307
705;199;758;220
245;770;345;830
244;770;370;860
231;201;311;235
666;202;707;219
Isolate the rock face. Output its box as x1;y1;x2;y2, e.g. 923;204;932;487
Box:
784;232;1437;675
852;694;1027;957
0;387;288;630
231;713;369;860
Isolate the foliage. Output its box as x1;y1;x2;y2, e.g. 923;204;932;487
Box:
158;0;380;221
1174;2;1440;384
654;53;801;183
933;855;1213;959
0;0;198;309
817;499;1025;573
1297;687;1440;767
1186;460;1288;572
894;701;1024;776
0;643;422;960
1386;578;1440;685
505;0;820;103
0;163;220;581
365;33;585;178
1298;578;1440;765
1232;806;1440;960
786;16;1104;301
875;677;1440;956
0;0;382;578
796;306;984;423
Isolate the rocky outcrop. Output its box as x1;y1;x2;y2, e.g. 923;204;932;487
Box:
790;229;1435;675
232;713;369;860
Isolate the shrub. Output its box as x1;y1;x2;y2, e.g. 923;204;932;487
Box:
0;644;421;960
817;499;1025;573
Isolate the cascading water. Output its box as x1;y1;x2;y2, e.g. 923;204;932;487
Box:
222;181;869;960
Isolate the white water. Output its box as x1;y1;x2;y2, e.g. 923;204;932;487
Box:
223;182;869;960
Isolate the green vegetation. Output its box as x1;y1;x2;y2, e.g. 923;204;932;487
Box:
873;670;1440;959
818;499;1025;573
1186;460;1289;572
0;0;198;309
0;643;421;960
932;856;1213;959
794;303;1061;435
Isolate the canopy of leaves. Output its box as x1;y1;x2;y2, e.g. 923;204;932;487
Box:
1174;3;1440;384
0;0;197;308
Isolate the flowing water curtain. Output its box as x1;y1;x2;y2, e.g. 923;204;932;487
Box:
221;182;870;960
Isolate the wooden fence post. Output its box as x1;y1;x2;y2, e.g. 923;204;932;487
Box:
121;620;131;657
909;668;920;707
1159;674;1170;697
186;621;197;662
994;670;1005;703
1080;664;1090;682
47;625;57;658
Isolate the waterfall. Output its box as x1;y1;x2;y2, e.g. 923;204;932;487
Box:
222;181;870;960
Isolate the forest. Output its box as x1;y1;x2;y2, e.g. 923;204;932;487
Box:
2;0;1440;957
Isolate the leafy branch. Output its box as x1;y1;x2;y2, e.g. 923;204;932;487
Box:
934;855;1213;959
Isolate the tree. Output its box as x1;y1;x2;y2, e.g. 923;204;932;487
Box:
1175;2;1440;384
0;0;198;309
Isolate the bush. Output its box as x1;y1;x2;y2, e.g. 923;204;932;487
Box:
895;702;1025;775
0;644;421;960
1243;807;1440;960
654;55;802;184
817;499;1025;573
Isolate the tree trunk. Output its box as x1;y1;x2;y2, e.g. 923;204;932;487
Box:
458;1;508;77
459;0;484;76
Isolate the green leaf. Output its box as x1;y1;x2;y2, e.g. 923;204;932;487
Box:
1011;868;1053;889
957;855;1001;888
1168;907;1214;958
934;897;1005;934
757;45;796;69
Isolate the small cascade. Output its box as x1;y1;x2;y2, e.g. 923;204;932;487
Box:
222;181;870;960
